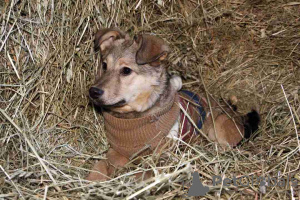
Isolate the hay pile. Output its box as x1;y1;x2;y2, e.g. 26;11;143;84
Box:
1;0;299;199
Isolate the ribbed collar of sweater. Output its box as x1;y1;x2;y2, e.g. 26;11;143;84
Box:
103;94;180;159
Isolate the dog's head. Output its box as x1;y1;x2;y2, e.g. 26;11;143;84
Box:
89;28;169;113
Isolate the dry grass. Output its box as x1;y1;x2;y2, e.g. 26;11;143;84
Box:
0;0;300;199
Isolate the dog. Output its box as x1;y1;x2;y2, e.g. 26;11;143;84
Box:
86;28;260;181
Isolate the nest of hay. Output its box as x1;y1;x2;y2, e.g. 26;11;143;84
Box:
0;0;299;199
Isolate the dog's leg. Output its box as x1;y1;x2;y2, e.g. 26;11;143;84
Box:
86;148;129;181
170;75;182;91
206;114;244;147
106;148;130;176
86;160;109;181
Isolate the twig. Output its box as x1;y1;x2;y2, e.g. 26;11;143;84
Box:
7;52;20;80
0;20;16;52
281;85;300;153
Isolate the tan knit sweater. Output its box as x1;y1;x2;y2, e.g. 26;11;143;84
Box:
103;94;180;159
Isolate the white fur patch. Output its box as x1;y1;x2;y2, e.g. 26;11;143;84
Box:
126;75;161;112
167;116;180;140
170;75;182;91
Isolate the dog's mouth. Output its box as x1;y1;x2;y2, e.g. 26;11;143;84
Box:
91;99;126;108
103;99;126;108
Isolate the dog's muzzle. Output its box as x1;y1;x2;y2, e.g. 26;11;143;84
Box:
89;87;126;108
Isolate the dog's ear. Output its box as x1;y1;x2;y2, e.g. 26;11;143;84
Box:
94;28;125;53
135;34;169;66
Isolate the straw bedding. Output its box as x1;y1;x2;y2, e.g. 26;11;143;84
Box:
0;0;299;199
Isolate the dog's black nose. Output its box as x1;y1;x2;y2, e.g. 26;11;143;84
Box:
89;87;104;99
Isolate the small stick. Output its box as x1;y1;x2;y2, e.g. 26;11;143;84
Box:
0;20;16;51
43;185;48;200
281;85;300;153
7;52;20;80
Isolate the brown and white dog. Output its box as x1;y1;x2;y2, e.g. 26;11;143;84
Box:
86;28;260;181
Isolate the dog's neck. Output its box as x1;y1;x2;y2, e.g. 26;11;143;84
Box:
107;76;177;119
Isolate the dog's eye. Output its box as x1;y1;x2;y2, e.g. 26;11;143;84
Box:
121;67;132;76
102;62;107;71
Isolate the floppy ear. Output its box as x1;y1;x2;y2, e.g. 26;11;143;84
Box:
94;28;125;53
135;34;169;66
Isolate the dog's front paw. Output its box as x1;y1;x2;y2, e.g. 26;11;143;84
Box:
86;160;109;181
170;75;182;91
